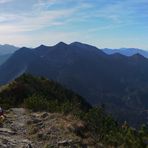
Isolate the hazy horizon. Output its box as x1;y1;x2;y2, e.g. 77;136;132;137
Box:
1;41;148;51
0;0;148;49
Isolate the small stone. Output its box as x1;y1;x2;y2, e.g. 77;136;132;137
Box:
0;128;16;135
37;133;43;139
58;139;73;146
26;143;33;148
41;113;48;118
2;139;8;144
21;139;31;143
32;119;42;124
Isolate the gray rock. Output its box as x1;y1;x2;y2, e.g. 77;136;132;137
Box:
41;112;48;118
0;128;16;135
58;139;73;146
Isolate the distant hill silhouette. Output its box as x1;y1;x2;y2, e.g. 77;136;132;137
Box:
0;54;11;65
0;44;18;55
102;48;148;58
1;42;148;126
0;44;19;65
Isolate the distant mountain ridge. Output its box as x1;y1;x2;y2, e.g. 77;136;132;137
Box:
0;44;18;55
1;42;148;126
102;48;148;58
0;54;11;65
0;44;19;65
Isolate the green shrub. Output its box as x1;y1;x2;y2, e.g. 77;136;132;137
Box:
24;95;49;111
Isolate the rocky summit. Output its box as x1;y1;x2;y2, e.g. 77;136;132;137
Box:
0;108;98;148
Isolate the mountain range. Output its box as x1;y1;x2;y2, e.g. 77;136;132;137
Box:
0;44;18;55
1;42;148;126
102;48;148;58
0;54;10;65
0;44;18;65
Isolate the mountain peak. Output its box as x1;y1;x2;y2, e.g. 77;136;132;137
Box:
19;47;30;51
70;41;83;46
110;53;126;58
0;44;19;55
14;47;32;55
38;44;47;48
70;42;101;50
55;42;67;47
131;53;146;59
70;42;92;47
36;44;49;49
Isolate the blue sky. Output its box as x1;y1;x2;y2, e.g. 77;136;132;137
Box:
0;0;148;49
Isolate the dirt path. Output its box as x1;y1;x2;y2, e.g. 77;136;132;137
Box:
0;108;98;148
0;108;32;148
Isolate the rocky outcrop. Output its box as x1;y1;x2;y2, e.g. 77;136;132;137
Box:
0;108;32;148
0;108;99;148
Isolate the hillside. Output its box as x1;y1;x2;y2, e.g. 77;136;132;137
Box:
1;42;148;126
0;44;18;55
1;108;98;148
0;54;11;65
0;75;148;148
0;44;18;65
1;107;146;148
0;74;91;113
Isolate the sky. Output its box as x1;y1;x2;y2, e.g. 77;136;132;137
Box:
0;0;148;49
